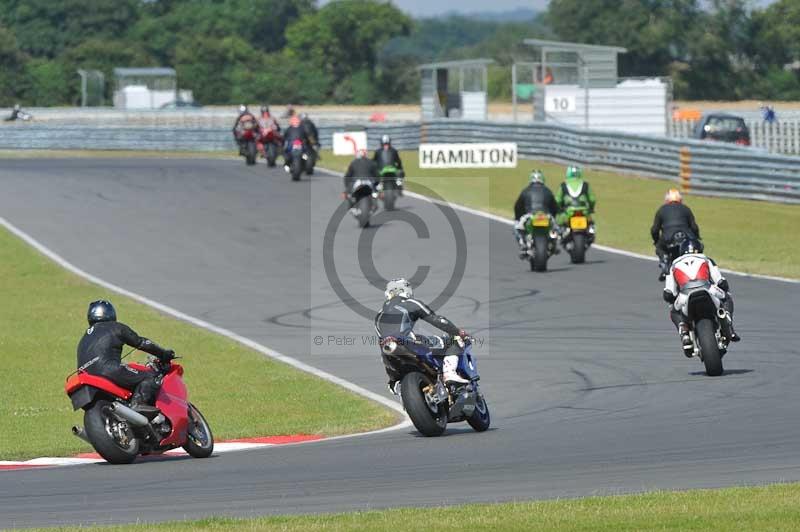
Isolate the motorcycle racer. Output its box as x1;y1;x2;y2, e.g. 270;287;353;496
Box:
375;279;471;394
663;240;740;356
76;300;175;413
513;170;558;258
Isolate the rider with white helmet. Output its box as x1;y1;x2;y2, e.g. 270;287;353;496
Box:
375;278;470;394
512;170;559;258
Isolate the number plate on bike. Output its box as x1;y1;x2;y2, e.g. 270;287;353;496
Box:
570;216;588;230
532;214;550;227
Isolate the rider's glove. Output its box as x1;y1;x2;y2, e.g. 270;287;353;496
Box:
717;279;729;292
159;350;176;363
662;290;676;304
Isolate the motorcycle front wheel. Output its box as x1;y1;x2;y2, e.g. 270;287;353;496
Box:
357;196;371;228
84;400;139;464
401;372;447;437
290;159;302;181
383;188;397;211
467;394;491;432
245;141;257;165
182;403;214;458
265;144;277;167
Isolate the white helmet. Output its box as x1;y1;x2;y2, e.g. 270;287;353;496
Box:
381;134;391;145
385;278;412;300
238;104;247;113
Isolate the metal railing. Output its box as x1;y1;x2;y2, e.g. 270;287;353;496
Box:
0;121;798;203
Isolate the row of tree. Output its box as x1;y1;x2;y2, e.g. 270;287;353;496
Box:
1;0;799;106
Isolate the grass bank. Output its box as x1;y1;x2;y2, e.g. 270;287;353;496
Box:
321;150;799;279
33;483;800;531
0;224;397;460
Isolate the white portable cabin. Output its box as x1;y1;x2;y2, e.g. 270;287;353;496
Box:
113;67;179;110
419;59;494;121
514;39;669;136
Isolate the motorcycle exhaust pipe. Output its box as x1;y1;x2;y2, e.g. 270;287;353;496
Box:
717;308;728;320
72;425;91;444
110;403;149;427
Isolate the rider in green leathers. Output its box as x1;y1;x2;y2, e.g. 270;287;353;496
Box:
555;165;597;228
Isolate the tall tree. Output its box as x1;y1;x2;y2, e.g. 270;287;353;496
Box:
284;0;412;100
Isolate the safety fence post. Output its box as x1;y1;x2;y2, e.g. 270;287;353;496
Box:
679;146;691;193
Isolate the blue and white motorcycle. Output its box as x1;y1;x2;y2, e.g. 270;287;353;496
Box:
380;335;490;437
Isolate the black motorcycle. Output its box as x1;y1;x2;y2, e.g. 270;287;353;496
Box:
348;179;378;228
285;139;308;181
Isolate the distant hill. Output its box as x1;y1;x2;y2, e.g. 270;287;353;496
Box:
444;8;539;22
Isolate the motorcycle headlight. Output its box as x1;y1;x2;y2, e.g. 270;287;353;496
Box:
396;179;403;186
549;229;559;239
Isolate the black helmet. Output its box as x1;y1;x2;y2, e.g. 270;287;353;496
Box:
679;239;703;256
87;300;116;325
260;105;269;114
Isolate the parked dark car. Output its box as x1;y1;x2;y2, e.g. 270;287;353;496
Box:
159;100;202;109
694;113;750;146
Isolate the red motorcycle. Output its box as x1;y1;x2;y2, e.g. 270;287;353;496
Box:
65;356;214;464
234;118;259;166
258;124;283;168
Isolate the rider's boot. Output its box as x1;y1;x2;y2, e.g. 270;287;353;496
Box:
129;382;160;415
442;355;468;384
678;322;693;357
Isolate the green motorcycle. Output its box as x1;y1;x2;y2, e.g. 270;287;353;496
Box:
524;212;559;272
559;205;595;264
378;165;404;211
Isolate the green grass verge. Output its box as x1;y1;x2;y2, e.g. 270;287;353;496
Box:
0;225;397;460
321;150;800;279
31;483;800;531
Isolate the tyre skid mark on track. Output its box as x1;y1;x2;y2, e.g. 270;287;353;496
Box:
0;435;324;471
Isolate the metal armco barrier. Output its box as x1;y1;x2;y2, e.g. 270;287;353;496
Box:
1;121;798;204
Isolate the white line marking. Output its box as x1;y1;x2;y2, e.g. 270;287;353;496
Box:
318;166;799;285
0;215;412;453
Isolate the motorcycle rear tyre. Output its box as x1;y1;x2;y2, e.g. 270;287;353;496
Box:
570;232;586;264
697;318;723;376
84;400;139;464
401;372;447;437
531;236;548;272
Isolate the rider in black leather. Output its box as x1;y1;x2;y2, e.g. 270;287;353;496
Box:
513;170;559;254
375;279;468;393
372;135;403;171
651;188;701;278
344;149;378;200
282;115;311;164
76;300;175;412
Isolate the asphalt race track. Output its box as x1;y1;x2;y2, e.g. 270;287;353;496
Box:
0;158;798;528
